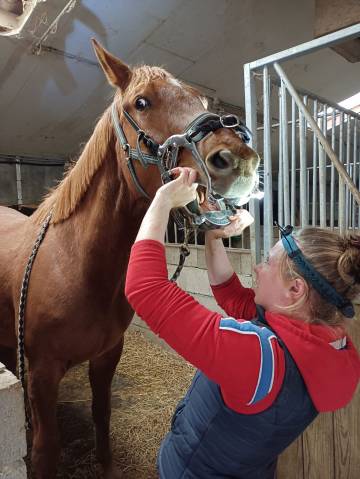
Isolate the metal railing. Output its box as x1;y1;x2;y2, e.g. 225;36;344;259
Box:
244;23;360;262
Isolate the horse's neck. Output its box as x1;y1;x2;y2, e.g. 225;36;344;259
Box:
60;154;147;277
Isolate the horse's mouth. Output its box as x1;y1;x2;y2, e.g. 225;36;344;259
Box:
195;182;262;214
196;185;219;213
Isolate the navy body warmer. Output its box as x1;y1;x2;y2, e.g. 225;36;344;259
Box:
157;307;318;479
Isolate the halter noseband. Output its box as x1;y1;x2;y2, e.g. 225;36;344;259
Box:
111;103;254;230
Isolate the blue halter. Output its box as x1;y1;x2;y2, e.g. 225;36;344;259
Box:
277;224;355;319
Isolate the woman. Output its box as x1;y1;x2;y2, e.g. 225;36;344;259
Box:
125;167;360;479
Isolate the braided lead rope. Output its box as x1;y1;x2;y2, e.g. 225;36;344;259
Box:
170;220;191;283
17;210;53;429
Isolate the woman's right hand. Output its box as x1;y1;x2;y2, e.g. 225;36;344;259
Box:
206;209;254;240
156;167;198;209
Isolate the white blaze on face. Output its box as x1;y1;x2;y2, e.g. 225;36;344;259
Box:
168;78;182;88
199;96;208;109
167;78;208;109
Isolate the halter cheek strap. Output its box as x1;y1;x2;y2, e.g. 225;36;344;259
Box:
278;224;355;319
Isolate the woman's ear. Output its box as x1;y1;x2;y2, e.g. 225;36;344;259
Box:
288;277;308;302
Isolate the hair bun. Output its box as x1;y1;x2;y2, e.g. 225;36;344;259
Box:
349;236;360;249
338;235;360;285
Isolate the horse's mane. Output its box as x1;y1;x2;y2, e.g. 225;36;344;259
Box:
33;64;186;226
32;107;113;225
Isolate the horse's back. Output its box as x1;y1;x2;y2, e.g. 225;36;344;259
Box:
0;205;28;228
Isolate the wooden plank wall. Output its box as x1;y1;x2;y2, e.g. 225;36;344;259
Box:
277;314;360;478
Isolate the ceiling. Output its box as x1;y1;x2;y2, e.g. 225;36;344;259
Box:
0;0;359;157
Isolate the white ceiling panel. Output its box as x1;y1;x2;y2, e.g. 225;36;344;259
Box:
145;0;230;62
127;41;193;76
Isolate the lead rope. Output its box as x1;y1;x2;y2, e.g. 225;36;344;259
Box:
170;219;191;282
18;210;53;429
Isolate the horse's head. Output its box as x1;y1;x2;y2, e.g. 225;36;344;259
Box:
93;39;260;229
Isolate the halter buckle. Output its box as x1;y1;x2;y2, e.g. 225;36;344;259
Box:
220;114;240;128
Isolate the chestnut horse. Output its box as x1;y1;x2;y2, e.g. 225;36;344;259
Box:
0;40;259;478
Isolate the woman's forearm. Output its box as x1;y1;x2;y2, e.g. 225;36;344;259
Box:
205;233;235;285
135;192;171;244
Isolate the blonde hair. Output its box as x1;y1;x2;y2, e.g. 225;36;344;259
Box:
278;228;360;327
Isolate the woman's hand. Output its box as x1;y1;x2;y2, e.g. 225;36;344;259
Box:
206;209;254;240
156;167;198;209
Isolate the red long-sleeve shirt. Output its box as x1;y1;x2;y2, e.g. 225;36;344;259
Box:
125;240;360;413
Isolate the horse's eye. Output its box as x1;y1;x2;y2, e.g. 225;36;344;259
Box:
135;97;150;111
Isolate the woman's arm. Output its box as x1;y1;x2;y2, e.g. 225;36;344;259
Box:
135;167;197;244
205;209;254;285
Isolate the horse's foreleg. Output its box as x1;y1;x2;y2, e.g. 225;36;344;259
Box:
27;359;66;479
89;338;124;479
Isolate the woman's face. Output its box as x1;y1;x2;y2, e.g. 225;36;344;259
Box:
253;240;291;311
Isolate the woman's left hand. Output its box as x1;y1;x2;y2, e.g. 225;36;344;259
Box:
156;167;198;209
206;209;254;239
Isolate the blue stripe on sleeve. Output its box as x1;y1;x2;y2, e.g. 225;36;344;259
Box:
219;318;277;405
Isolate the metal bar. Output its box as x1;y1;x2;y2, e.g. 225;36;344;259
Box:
299;99;308;227
15;158;23;207
273;62;360;206
350;163;354;230
339;113;345;233
358;122;360;229
278;87;284;226
353;120;358;229
244;63;261;264
345;115;351;229
247;23;360;70
312;100;318;226
330;110;336;229
281;80;290;225
307;169;310;213
291;97;296;226
319;104;327;228
263;66;273;256
174;220;178;243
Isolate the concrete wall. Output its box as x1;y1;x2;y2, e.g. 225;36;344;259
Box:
0;363;27;479
0;159;65;207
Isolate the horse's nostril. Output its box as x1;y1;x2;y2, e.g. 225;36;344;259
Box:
208;152;231;170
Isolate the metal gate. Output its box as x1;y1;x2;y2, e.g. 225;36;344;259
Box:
244;23;360;263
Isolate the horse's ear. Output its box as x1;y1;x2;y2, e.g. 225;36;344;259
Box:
92;38;132;91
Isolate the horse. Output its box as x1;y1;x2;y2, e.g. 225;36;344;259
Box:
0;39;260;479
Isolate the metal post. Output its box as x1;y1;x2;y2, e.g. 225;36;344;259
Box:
244;63;261;265
15;157;23;208
281;80;290;225
291;97;296;226
263;66;273;256
299;100;308;227
319;104;327;228
278;87;284;226
330;110;336;229
339;113;345;233
353;120;358;229
312;100;318;226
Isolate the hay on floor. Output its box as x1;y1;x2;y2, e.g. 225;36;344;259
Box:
53;328;195;479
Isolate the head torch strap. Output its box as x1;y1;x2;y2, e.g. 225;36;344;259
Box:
279;227;355;318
